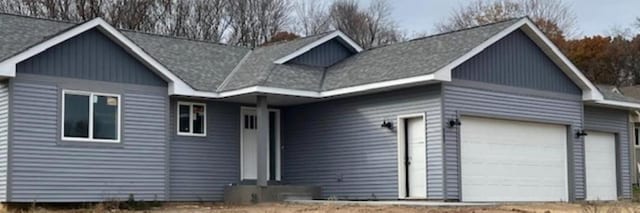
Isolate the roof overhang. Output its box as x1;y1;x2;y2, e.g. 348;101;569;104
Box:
4;17;631;108
273;31;364;64
0;17;200;97
432;18;603;102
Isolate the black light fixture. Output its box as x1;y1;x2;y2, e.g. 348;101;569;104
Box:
381;120;394;130
448;118;461;128
576;129;588;138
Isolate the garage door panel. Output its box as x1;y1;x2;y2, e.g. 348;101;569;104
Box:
461;116;568;202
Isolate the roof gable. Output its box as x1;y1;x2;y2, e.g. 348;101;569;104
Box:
18;28;167;86
273;31;362;64
453;29;581;95
287;38;356;67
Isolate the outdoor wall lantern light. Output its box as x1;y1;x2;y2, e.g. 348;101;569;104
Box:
576;129;588;138
448;118;461;128
381;120;394;130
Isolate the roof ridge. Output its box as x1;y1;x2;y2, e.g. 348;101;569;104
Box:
255;30;337;49
217;50;253;92
0;12;248;50
121;30;248;49
0;12;79;25
364;17;525;52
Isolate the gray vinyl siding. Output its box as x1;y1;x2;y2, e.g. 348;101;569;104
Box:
8;74;168;202
282;85;442;200
169;98;241;201
0;81;8;201
583;106;632;199
289;38;355;67
17;29;167;87
442;81;584;200
452;30;581;95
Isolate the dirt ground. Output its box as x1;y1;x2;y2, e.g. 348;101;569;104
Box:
14;202;640;213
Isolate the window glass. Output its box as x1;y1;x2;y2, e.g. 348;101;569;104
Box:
93;95;118;140
192;105;205;134
64;94;89;138
178;105;191;133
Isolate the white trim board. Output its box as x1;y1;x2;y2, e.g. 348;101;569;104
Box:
0;17;196;98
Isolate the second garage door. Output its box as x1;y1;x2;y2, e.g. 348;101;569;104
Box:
461;116;568;202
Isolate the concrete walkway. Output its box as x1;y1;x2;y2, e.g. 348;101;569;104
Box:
285;199;496;207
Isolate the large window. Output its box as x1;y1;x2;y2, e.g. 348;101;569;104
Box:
177;102;206;136
62;90;121;143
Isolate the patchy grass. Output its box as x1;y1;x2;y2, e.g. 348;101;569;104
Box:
5;202;640;213
634;185;640;202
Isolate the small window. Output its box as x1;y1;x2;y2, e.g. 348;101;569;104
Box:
62;90;120;143
177;102;206;136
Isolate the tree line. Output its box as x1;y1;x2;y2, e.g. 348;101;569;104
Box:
1;0;639;86
0;0;401;49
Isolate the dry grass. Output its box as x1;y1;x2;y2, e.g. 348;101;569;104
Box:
5;202;640;213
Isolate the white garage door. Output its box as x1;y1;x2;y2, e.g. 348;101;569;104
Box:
585;131;617;201
461;116;568;202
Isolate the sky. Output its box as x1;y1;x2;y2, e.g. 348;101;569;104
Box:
358;0;640;38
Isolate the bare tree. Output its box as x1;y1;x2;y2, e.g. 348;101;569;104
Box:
156;0;231;42
293;0;330;36
228;0;291;47
329;0;401;49
436;0;576;42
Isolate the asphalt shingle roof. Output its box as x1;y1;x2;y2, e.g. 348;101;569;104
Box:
0;13;524;94
597;84;640;104
0;14;74;61
123;31;250;92
322;19;519;90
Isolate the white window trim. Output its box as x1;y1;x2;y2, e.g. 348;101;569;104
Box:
635;126;640;147
61;90;121;143
176;101;207;137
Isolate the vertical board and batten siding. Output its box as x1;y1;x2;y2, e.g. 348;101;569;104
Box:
452;29;581;95
8;75;168;202
288;38;355;68
282;85;443;199
0;82;8;201
442;82;584;200
169;98;241;201
583;106;632;199
18;29;167;87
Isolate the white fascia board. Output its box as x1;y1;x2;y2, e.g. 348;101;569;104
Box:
0;17;198;97
518;19;603;101
320;74;439;97
273;31;363;64
176;73;442;99
432;18;604;102
592;100;640;110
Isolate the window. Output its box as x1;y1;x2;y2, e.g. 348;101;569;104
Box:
62;90;120;143
177;102;206;136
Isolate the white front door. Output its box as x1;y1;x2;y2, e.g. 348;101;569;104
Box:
407;117;426;198
585;131;617;201
241;109;258;180
460;116;568;202
241;108;281;181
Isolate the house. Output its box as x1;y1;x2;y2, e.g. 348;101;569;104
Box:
0;13;637;203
